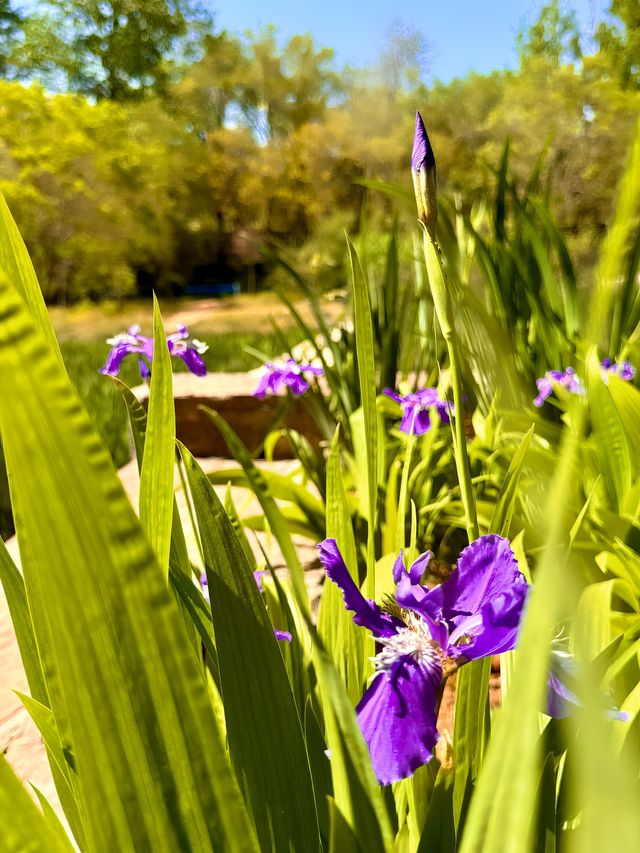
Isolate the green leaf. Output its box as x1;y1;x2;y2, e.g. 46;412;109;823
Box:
0;274;255;848
114;378;192;571
328;799;363;853
489;425;534;537
347;235;379;597
458;413;587;853
318;427;365;704
533;754;557;853
312;639;393;853
419;765;456;853
0;546;85;846
203;407;310;614
0;540;46;702
15;692;75;786
380;223;400;390
167;564;220;688
139;296;175;571
452;658;492;829
0;752;71;852
0;193;61;360
207;466;325;530
588;353;632;510
607;375;640;473
29;784;76;852
181;445;320;853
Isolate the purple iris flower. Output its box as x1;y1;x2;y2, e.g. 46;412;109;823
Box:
547;645;628;721
535;360;635;406
318;534;528;784
100;323;208;379
534;367;583;407
384;387;453;436
200;570;291;643
253;358;323;398
602;358;635;382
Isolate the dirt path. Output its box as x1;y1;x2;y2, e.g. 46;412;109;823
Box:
49;294;345;343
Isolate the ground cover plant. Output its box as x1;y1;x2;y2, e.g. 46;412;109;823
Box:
0;109;640;853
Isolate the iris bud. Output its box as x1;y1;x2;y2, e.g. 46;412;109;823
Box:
411;111;438;241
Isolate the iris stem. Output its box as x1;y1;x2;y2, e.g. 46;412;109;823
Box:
422;229;479;542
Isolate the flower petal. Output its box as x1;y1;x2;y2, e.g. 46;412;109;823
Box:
426;534;526;625
435;400;452;425
412;408;432;435
447;584;528;660
391;550;431;586
546;650;628;721
253;570;267;593
177;348;207;376
99;342;132;376
253;370;271;398
356;656;441;785
399;402;419;433
274;629;292;643
139;358;151;381
383;388;403;404
534;377;553;407
393;573;448;646
318;539;399;638
286;373;310;396
303;364;324;377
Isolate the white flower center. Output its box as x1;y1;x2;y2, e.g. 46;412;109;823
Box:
374;612;441;672
106;332;139;346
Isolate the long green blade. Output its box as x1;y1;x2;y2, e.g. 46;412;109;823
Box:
204;407;310;614
181;445;320;853
347;235;379;597
139;296;175;571
0;752;71;852
0;281;255;849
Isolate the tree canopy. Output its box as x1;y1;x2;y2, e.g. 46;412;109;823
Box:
0;0;637;302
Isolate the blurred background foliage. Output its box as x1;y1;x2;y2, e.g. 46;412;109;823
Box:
0;0;638;303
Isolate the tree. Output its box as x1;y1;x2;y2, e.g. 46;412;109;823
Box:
517;0;582;66
17;0;212;100
169;31;249;135
236;28;343;140
595;0;640;88
0;0;23;78
377;19;429;93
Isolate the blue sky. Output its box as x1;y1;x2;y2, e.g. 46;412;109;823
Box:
212;0;611;82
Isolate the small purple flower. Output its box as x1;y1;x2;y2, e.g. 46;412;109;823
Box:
200;569;291;643
534;367;583;407
384;387;453;436
535;360;634;406
319;535;528;784
253;358;323;398
100;323;208;379
547;644;628;722
602;358;635;382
